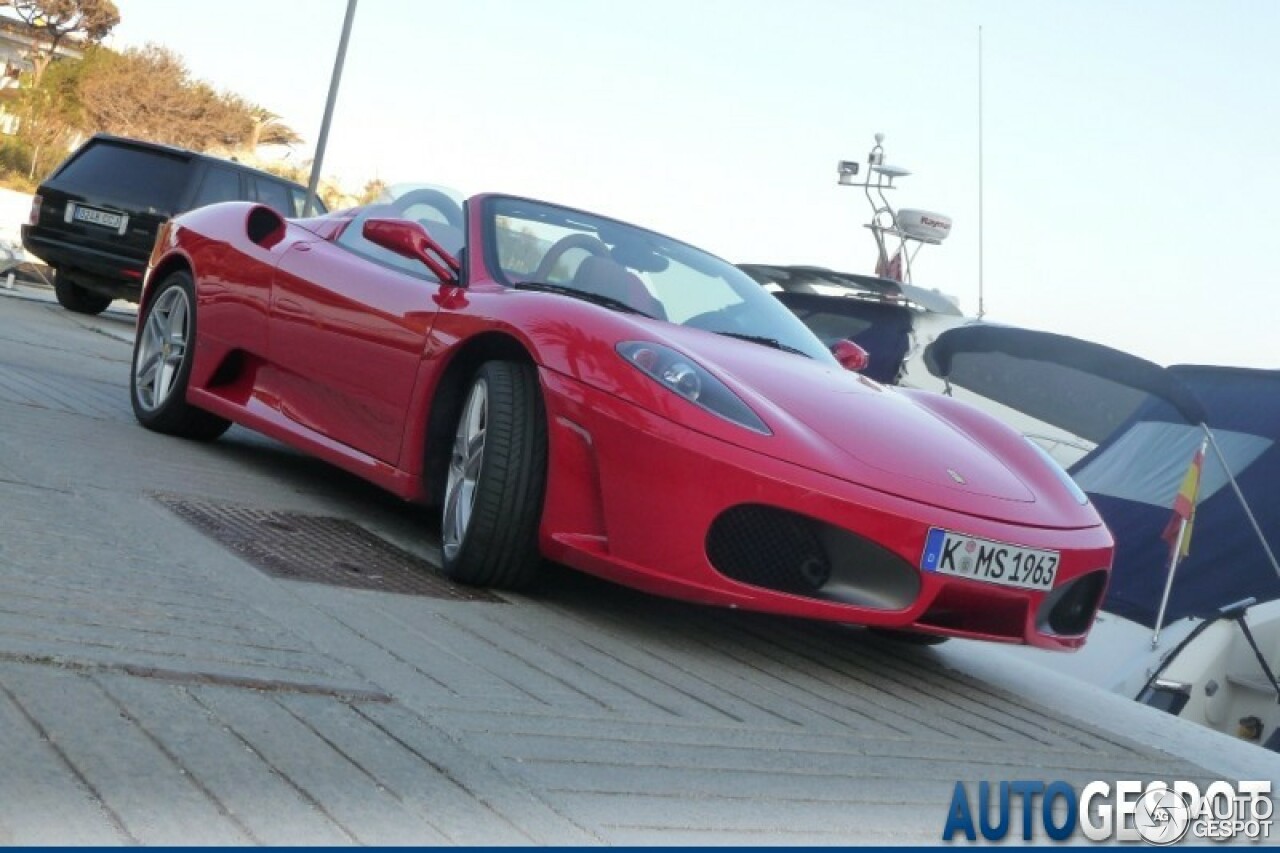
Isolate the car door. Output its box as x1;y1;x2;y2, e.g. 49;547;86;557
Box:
269;213;444;464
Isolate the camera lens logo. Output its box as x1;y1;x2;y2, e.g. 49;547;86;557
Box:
1135;788;1192;845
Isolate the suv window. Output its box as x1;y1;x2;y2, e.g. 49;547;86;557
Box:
193;166;243;208
24;134;328;309
291;187;319;217
251;177;293;216
53;141;190;212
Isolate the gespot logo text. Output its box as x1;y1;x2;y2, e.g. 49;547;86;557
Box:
942;779;1273;844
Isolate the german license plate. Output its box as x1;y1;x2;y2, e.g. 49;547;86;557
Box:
69;204;126;233
921;528;1059;591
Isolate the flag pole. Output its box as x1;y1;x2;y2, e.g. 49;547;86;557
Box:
1152;514;1190;648
1201;423;1280;581
1151;435;1208;647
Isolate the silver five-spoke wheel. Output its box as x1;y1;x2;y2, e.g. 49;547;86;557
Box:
130;271;229;441
442;377;487;561
133;285;190;412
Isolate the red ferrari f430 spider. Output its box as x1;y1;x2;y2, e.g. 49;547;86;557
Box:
132;186;1112;649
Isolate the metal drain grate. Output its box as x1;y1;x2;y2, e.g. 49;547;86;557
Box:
156;496;503;602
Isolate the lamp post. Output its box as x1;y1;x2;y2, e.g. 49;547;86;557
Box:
305;0;358;215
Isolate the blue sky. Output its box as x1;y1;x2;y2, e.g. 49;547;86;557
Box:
109;0;1279;370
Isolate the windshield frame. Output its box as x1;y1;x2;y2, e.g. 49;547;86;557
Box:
479;194;836;364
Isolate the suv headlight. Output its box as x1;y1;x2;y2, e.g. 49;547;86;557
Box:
617;341;770;435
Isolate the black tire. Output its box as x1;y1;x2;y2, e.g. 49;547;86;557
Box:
53;269;112;315
440;360;547;589
130;271;230;441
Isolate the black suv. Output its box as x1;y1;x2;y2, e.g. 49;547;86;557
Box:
22;134;325;315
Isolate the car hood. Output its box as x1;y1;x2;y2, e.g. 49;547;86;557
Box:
651;324;1100;530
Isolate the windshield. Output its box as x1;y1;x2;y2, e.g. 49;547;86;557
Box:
485;196;835;362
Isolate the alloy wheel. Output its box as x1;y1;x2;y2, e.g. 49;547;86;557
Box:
133;286;191;412
442;378;488;561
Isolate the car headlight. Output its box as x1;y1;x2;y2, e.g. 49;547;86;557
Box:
1024;437;1089;505
617;341;770;435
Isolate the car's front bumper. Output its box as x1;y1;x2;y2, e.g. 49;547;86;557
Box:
537;368;1113;650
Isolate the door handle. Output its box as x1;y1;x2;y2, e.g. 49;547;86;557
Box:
275;297;312;319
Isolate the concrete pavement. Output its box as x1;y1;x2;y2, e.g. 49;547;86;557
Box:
0;287;1274;845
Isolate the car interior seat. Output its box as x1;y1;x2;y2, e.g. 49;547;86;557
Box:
571;255;666;319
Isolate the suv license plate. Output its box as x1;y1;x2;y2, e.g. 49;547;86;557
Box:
921;528;1059;591
68;204;127;234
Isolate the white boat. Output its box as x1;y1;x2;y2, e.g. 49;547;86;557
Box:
741;134;1095;467
1044;362;1280;750
742;135;1280;751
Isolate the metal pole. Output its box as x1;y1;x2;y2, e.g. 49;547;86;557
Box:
1151;435;1208;646
977;25;985;319
1151;514;1189;647
1202;422;1280;581
1233;616;1280;700
306;0;358;216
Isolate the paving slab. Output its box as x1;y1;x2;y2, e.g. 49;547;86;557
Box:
0;291;1274;844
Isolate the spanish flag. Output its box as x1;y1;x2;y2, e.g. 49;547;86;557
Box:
1161;442;1206;560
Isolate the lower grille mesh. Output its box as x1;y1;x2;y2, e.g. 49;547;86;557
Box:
706;505;829;596
706;504;920;610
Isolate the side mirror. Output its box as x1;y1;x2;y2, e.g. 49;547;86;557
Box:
832;339;870;372
362;218;461;286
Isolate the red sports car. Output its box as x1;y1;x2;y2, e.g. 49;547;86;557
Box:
131;186;1112;649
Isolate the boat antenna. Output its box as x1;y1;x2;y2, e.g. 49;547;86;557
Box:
977;25;986;319
837;135;950;286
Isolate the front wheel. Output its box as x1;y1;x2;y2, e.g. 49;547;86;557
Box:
130;270;230;441
53;270;112;315
441;360;547;589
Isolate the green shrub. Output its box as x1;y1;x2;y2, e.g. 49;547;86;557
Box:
0;137;33;177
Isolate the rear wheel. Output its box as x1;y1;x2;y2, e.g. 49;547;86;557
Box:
130;270;230;441
53;269;112;315
441;361;547;589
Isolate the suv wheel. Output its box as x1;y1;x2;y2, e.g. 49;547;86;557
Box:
53;270;113;315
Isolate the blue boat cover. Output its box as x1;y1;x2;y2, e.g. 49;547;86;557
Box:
1070;366;1280;628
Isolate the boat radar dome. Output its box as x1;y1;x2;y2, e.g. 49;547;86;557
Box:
896;209;952;245
872;164;912;179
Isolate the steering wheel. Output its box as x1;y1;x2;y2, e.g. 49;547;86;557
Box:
389;188;464;228
531;233;610;282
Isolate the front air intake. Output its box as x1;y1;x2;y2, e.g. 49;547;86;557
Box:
1037;569;1108;636
706;505;920;610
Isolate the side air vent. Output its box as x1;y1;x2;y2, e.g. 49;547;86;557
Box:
247;205;285;248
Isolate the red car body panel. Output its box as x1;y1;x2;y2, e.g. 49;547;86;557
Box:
144;197;1113;649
